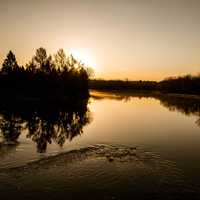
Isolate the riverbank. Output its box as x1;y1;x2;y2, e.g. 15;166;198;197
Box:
89;75;200;96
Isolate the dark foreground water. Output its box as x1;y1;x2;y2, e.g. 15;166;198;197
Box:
0;91;200;199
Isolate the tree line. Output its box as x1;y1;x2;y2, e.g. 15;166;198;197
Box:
158;75;200;94
90;74;200;95
1;48;200;96
0;48;92;98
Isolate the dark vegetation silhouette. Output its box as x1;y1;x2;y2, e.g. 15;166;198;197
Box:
90;74;200;95
1;49;199;96
0;97;91;153
0;48;91;99
158;75;200;94
89;79;157;91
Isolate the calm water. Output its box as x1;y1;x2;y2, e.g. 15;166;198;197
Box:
0;90;200;199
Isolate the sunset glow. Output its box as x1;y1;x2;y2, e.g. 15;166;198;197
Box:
0;0;200;80
1;1;200;200
69;48;97;70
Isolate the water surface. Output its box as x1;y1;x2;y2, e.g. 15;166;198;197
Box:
0;91;200;199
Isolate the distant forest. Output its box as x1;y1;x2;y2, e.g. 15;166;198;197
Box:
90;74;200;95
0;48;92;99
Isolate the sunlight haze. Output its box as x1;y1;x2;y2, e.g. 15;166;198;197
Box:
0;0;200;80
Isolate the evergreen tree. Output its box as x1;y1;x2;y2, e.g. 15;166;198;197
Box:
2;51;19;73
54;49;68;72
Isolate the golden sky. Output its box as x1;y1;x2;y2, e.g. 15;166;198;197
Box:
0;0;200;80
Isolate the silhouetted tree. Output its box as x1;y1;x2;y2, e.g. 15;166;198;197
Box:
1;51;19;73
68;54;77;71
33;47;48;67
32;47;54;73
0;47;91;99
54;49;68;72
26;60;37;73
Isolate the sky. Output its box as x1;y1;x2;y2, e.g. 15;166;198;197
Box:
0;0;200;80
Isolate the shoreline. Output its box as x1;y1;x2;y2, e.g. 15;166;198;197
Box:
90;89;200;100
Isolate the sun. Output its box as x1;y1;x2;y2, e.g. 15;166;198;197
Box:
69;49;96;69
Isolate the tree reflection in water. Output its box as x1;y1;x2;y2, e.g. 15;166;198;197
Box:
1;91;200;154
0;97;91;153
91;91;200;128
0;114;22;144
158;95;200;128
